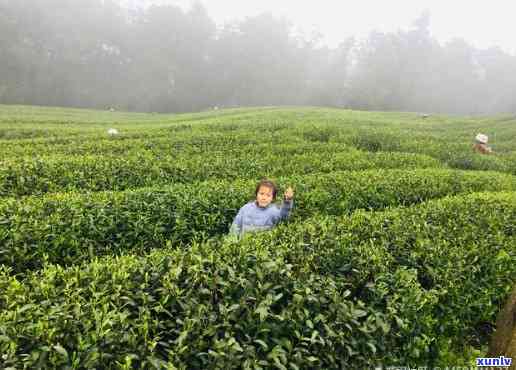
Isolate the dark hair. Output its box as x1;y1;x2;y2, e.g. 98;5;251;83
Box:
255;179;277;200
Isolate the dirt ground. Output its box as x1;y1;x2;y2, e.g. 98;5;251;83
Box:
489;285;516;369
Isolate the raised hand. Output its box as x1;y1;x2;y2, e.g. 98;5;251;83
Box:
284;186;294;201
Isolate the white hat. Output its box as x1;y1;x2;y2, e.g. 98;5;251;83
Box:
475;133;488;144
107;128;119;136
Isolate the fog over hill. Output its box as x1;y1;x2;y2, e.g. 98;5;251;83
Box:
1;0;515;114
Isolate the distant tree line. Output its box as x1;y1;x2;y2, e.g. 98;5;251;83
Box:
1;1;515;114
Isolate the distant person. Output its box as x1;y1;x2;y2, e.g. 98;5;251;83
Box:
229;179;294;240
473;133;493;154
107;128;119;136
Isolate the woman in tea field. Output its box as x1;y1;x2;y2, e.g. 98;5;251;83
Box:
473;133;494;155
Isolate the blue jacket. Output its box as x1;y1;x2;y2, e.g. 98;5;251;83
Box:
229;200;293;239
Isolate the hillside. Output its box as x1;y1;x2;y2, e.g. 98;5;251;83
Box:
0;105;515;368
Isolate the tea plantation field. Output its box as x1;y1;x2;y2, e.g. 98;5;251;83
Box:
0;105;515;369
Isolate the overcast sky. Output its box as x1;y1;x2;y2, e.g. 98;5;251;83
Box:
142;0;516;54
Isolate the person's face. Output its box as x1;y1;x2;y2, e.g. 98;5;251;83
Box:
256;185;274;207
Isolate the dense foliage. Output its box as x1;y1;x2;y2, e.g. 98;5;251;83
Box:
0;106;515;368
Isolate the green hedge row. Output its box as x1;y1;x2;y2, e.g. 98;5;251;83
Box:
1;169;514;274
0;126;299;159
0;107;280;141
0;191;514;368
0;150;443;197
341;130;516;174
259;191;516;339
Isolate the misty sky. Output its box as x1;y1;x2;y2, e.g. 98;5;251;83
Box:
145;0;516;54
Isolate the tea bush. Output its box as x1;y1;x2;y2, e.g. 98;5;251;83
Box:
0;150;442;197
1;105;515;367
0;192;514;368
1;169;514;274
